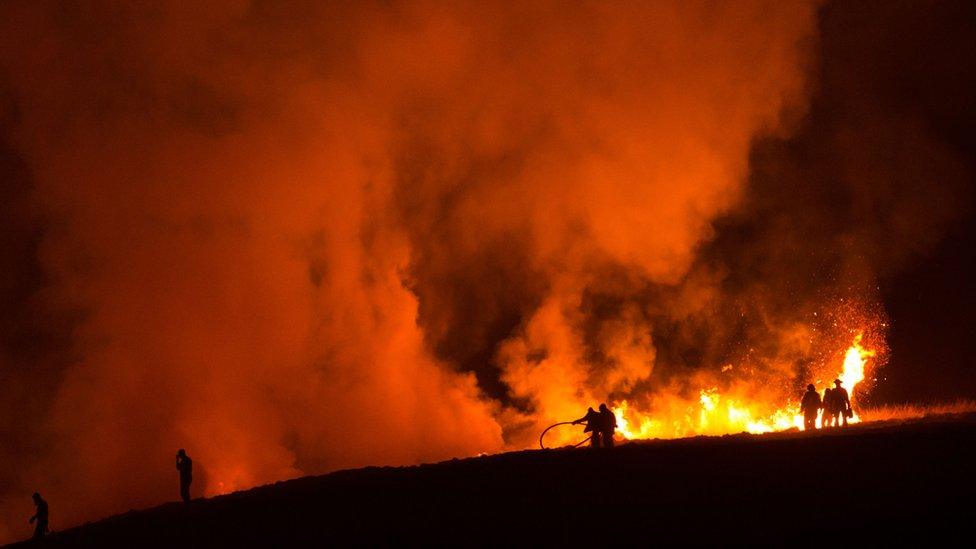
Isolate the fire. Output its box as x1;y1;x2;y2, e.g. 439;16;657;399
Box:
839;333;874;400
614;400;657;440
826;332;876;424
610;332;879;441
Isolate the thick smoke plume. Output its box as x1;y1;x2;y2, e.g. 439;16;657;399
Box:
0;0;830;540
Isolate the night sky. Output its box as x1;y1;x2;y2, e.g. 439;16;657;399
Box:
820;0;976;402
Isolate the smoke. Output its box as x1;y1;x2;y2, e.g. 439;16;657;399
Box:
394;1;820;437
0;0;837;540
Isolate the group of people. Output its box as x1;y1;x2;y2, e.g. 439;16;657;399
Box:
24;385;856;540
573;403;618;448
24;383;859;540
26;449;194;540
800;379;853;430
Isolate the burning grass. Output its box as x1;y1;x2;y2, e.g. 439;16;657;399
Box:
608;331;882;441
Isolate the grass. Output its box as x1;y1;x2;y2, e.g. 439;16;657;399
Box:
858;400;976;423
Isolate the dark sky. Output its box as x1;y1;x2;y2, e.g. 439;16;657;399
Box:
815;0;976;402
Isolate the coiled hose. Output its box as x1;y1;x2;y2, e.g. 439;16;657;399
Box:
538;421;593;450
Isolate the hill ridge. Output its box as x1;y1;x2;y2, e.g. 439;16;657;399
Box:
8;414;976;547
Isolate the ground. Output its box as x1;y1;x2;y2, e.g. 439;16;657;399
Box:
8;413;976;547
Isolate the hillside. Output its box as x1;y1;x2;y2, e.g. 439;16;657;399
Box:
8;414;976;547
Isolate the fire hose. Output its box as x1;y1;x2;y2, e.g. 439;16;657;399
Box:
538;421;593;450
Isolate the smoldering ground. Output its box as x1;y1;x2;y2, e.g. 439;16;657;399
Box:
0;0;973;542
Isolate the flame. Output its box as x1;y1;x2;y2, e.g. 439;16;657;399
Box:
614;400;657;440
608;333;879;441
829;332;875;424
839;333;874;400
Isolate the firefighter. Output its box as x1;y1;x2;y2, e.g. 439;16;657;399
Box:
833;379;852;426
29;492;48;540
800;384;822;430
598;403;617;448
572;407;603;447
176;449;193;503
821;387;835;428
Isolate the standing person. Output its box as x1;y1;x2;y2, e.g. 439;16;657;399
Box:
800;384;822;430
833;379;852;427
176;449;193;503
29;492;48;540
598;403;617;448
821;387;835;428
572;407;602;447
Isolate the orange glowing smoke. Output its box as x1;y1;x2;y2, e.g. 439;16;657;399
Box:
0;0;824;542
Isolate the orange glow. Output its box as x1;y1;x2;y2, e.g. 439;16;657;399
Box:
840;334;874;402
0;1;831;542
609;332;881;442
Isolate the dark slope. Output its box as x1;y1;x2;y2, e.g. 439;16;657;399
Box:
9;415;976;547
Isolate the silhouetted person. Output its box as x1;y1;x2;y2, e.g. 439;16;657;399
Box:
800;384;821;430
821;387;835;428
176;449;193;503
598;403;617;448
573;407;602;447
833;379;852;426
29;492;48;540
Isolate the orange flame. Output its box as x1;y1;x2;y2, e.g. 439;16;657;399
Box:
610;333;879;441
840;334;874;401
